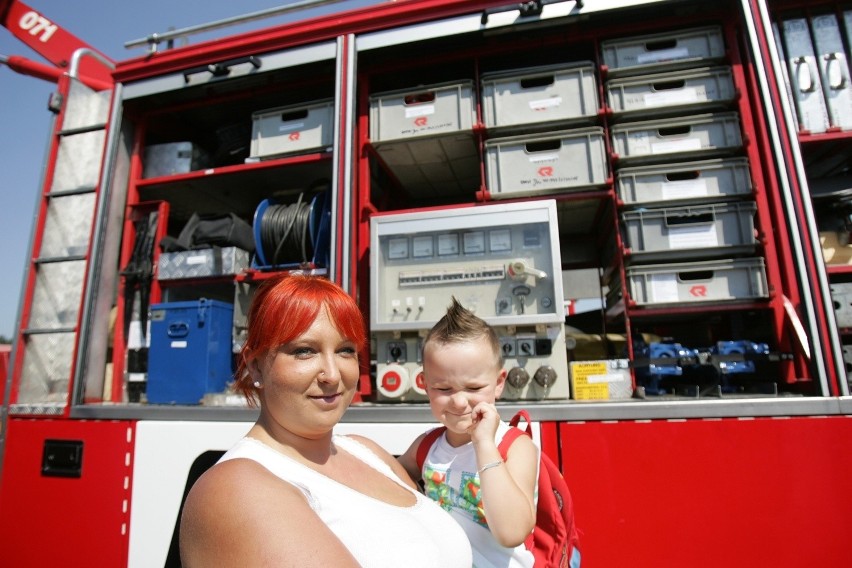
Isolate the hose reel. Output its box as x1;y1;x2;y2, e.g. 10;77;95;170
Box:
253;185;331;269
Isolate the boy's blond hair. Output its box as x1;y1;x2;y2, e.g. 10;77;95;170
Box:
423;297;503;369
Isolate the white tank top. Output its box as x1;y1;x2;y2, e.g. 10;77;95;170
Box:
219;435;472;568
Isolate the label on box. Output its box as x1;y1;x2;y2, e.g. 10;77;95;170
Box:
571;361;628;400
649;273;680;303
644;87;699;107
662;178;708;200
668;223;718;249
529;96;562;110
651;138;702;155
405;105;435;118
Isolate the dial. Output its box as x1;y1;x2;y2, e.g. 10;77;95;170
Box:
489;229;512;252
463;231;485;254
388;237;408;260
437;233;459;256
412;235;434;258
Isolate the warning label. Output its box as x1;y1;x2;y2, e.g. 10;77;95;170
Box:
570;360;631;400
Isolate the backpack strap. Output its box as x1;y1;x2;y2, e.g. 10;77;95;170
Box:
498;409;533;460
415;426;447;472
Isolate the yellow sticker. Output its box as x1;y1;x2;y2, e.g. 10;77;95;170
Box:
571;361;611;400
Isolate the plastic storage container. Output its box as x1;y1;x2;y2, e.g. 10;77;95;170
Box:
616;158;753;206
481;62;598;130
250;99;334;160
484;127;608;198
147;299;234;404
610;112;742;163
621;201;758;261
606;66;735;117
624;257;769;306
601;25;726;77
369;80;476;142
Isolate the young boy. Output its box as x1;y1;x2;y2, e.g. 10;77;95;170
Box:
398;298;540;568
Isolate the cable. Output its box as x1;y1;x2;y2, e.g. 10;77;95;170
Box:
258;193;314;266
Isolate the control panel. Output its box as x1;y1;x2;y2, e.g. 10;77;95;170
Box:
370;200;569;401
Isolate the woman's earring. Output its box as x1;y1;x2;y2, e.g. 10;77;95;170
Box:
253;380;262;388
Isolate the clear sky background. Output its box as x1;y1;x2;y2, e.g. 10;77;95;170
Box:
0;0;376;339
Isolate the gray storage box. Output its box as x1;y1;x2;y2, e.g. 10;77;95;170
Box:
830;283;852;327
616;158;753;206
601;26;726;77
622;201;758;261
611;112;742;164
250;99;333;159
625;257;769;306
143;142;210;178
606;66;735;116
485;127;608;198
158;246;250;280
481;62;598;130
370;81;476;142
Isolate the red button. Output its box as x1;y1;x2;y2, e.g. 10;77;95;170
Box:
382;371;401;392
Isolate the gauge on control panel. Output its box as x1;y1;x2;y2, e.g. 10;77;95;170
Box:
489;229;512;252
388;237;409;260
412;235;434;258
463;231;485;254
437;233;459;256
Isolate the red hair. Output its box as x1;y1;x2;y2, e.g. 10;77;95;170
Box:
233;274;366;405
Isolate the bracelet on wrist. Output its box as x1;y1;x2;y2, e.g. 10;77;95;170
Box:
478;460;504;474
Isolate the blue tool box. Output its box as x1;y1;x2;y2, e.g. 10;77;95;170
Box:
147;299;234;404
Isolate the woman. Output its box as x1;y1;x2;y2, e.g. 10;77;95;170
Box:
179;274;472;567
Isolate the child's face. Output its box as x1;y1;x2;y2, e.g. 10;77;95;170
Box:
422;335;505;434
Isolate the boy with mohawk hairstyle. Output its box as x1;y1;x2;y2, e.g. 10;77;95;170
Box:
398;297;540;568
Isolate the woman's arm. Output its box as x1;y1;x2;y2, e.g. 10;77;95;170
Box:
180;458;362;568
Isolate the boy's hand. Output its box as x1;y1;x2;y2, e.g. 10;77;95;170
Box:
469;401;500;444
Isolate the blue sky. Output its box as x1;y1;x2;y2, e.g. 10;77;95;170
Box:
0;1;375;339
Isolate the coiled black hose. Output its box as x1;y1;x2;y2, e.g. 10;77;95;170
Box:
258;193;314;265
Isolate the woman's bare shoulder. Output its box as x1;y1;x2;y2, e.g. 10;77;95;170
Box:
182;459;300;537
180;458;360;567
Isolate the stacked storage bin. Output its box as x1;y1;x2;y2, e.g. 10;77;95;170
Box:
602;26;771;396
602;25;768;310
480;62;608;198
368;81;480;202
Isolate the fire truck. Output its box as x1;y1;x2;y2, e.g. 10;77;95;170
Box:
1;0;850;566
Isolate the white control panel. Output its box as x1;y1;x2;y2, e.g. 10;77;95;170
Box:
370;200;569;401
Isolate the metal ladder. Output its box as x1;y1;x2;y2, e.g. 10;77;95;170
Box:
7;49;114;415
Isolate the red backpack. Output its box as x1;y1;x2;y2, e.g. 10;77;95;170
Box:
416;409;581;568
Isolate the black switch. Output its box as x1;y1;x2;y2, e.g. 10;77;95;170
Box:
535;338;553;356
42;439;84;478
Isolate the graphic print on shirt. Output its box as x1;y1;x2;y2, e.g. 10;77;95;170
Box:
424;464;488;527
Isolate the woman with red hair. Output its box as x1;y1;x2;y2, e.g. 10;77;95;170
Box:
180;274;471;567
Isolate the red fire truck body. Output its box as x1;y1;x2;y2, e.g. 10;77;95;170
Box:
1;1;850;566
